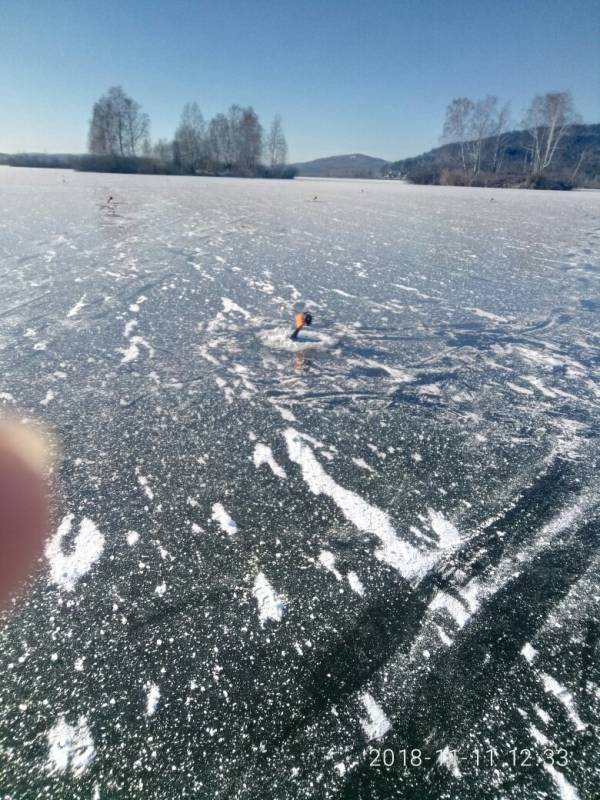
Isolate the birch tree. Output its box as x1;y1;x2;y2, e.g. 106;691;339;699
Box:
267;114;288;166
466;96;498;175
239;107;263;174
442;97;474;173
88;86;149;156
523;92;580;175
173;103;206;173
490;101;511;172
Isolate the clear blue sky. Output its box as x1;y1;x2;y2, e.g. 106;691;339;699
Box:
1;0;598;162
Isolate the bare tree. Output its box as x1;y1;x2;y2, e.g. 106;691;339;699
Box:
173;103;206;173
571;148;587;180
266;114;288;166
441;97;474;173
152;138;173;167
207;113;231;168
88;86;149;157
227;105;244;166
466;96;498;175
490;101;511;172
523;91;580;175
88;96;115;155
238;107;263;175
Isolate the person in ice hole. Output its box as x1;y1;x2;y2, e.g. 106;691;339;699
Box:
290;311;313;340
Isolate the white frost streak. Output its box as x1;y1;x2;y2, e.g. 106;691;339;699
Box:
543;764;581;800
145;683;160;716
45;515;105;591
137;473;154;500
521;642;538;663
319;550;342;581
437;745;462;778
358;692;391;741
427;509;460;548
119;336;154;364
347;571;366;596
211;502;238;535
253;572;285;625
66;294;87;318
252;443;287;478
40;390;55;406
283;428;434;579
429;591;471;628
222;297;251;318
46;716;95;776
124;319;138;337
540;673;586;731
126;530;140;546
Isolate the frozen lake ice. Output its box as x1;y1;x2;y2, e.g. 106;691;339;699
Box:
1;166;599;798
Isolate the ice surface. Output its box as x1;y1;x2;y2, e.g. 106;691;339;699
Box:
0;168;599;799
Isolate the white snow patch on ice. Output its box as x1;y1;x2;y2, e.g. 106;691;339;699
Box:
145;682;160;716
129;295;147;313
284;428;436;580
543;763;581;800
253;572;285;625
427;510;461;548
319;550;342;581
358;692;391;741
507;381;535;396
521;642;538;663
470;307;508;323
211;502;238;535
437;745;462;778
347;571;365;596
418;383;441;396
46;716;95;776
66;295;87;318
252;443;287;479
40;390;55;406
119;335;153;364
137;472;154;500
45;515;105;591
155;582;167;597
271;402;297;422
222;297;251;318
435;624;454;646
429;591;470;628
124;319;138;337
535;705;552;724
540;673;586;731
0;391;15;403
352;457;375;473
529;725;549;746
126;530;140;546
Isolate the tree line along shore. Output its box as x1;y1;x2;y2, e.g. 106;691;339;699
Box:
2;87;598;189
388;91;599;190
3;86;297;179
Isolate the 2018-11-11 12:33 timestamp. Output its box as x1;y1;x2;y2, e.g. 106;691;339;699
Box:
368;746;570;771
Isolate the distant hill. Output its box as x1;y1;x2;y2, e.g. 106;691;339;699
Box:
389;123;600;188
293;153;389;178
